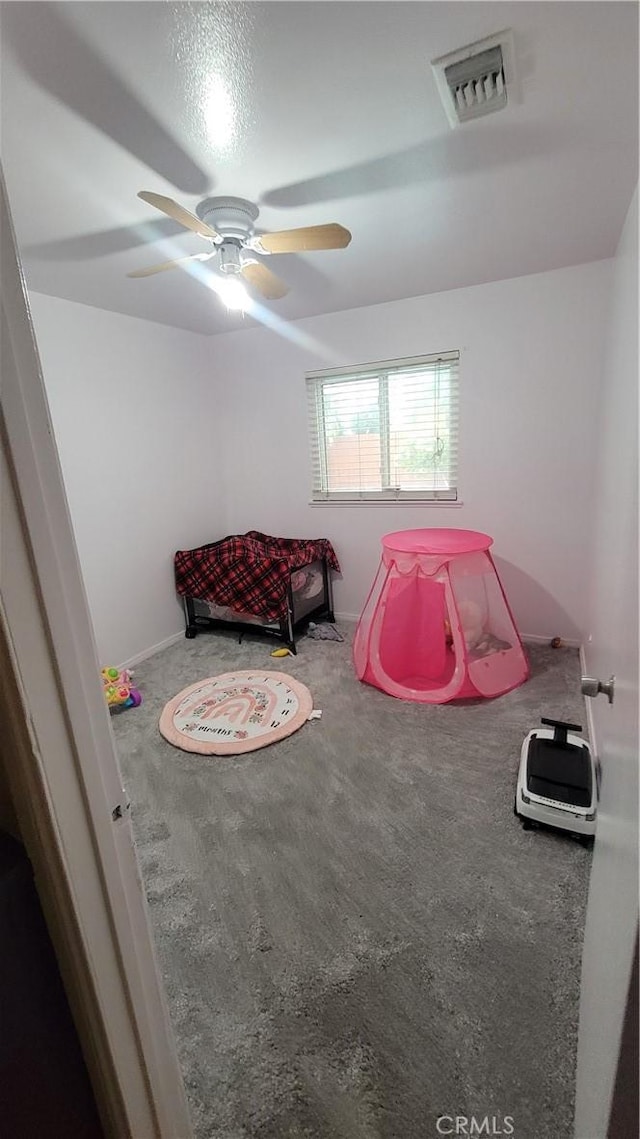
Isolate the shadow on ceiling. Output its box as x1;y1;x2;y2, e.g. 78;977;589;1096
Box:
261;122;571;209
2;1;212;196
24;222;330;298
24;218;186;261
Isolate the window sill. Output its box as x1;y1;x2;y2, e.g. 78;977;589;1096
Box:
308;500;465;507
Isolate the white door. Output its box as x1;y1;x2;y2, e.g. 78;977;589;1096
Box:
574;189;638;1137
1;169;193;1139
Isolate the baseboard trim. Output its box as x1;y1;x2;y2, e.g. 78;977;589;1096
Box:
334;621;582;649
520;632;581;648
124;616;358;669
119;630;184;671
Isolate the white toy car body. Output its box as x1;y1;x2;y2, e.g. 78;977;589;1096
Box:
515;718;597;840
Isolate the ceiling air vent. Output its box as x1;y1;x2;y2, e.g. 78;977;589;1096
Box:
431;30;517;128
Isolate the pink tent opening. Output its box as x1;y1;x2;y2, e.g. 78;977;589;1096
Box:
353;528;528;703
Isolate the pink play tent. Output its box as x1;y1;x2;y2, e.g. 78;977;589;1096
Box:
353;528;528;704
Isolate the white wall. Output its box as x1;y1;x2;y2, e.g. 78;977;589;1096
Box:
29;259;613;664
575;188;639;1137
204;261;612;641
29;294;227;665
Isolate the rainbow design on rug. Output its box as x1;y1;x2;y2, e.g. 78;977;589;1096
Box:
159;670;313;755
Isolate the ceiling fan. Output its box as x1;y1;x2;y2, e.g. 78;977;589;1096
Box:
127;191;352;301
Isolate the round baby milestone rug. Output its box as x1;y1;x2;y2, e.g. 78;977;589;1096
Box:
159;670;313;755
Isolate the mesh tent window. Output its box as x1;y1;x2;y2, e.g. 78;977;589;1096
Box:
306;352;459;503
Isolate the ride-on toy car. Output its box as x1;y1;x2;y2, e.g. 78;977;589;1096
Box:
514;717;597;842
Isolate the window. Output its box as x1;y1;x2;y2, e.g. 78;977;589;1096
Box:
306;351;459;503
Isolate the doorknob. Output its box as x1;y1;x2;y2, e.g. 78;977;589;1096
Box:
581;675;615;704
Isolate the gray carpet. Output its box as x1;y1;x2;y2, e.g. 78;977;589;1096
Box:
112;627;592;1139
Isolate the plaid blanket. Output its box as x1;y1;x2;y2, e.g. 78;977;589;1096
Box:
174;531;341;622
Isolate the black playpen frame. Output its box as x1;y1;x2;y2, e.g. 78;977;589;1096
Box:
182;556;335;654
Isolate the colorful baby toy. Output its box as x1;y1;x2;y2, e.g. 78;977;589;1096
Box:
101;666;142;710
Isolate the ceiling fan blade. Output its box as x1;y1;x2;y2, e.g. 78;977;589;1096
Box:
137;191;218;240
241;261;289;299
127;252;214;278
257;223;351;254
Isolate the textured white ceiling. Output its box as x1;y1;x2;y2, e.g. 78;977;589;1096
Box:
1;1;637;336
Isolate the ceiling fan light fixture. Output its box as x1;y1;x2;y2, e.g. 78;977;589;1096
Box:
214;275;249;312
218;240;242;275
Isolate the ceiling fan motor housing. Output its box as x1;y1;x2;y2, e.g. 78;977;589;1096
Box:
195;196;259;241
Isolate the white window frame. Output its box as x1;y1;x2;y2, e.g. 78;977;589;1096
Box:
306;351;459;504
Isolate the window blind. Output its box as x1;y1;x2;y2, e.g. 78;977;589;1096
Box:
306;351;459;502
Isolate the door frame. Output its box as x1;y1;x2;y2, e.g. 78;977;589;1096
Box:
0;170;192;1139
